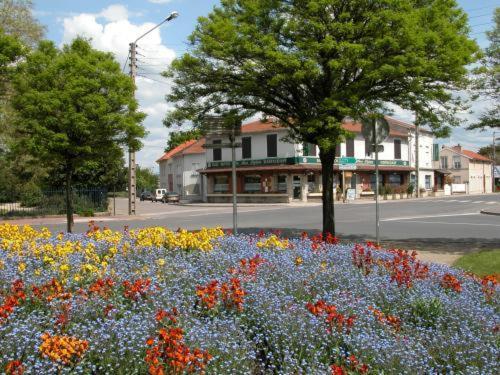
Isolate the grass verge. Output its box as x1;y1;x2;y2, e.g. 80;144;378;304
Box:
453;249;500;277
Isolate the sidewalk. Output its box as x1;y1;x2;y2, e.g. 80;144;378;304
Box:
480;207;500;216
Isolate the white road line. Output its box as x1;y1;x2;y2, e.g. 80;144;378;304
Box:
474;201;484;203
457;200;471;203
382;212;479;222
486;202;497;204
393;220;500;227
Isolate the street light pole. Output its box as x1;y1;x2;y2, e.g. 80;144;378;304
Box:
128;11;179;215
493;131;498;193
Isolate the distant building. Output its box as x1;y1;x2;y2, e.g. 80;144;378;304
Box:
197;117;436;203
438;145;493;194
156;138;206;201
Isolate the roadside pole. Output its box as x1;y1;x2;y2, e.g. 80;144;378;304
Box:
493;131;497;193
375;124;380;245
231;135;238;235
128;42;137;215
415;113;420;198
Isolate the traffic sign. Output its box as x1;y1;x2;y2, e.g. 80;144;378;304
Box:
339;163;356;170
339;157;356;164
361;117;389;145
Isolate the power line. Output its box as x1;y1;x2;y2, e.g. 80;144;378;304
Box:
136;75;171;86
470;21;495;28
122;54;130;73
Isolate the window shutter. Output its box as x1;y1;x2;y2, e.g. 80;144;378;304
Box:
346;139;354;157
267;134;277;157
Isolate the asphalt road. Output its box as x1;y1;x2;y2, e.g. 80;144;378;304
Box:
31;194;500;252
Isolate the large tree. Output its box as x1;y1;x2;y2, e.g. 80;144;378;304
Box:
12;38;146;232
0;0;44;47
165;0;478;234
165;128;202;152
469;8;499;131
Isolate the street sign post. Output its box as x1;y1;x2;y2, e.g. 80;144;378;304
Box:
361;116;390;245
202;115;242;235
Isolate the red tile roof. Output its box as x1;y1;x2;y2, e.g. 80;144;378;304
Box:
156;139;197;163
461;149;492;162
182;138;206;155
240;118;409;137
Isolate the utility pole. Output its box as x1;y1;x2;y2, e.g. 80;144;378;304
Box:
415;113;420;198
126;11;178;215
493;131;497;193
128;41;137;215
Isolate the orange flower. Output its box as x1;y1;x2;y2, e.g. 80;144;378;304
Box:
441;274;462;293
5;360;24;375
39;333;89;365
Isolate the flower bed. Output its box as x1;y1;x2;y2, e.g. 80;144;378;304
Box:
0;223;498;374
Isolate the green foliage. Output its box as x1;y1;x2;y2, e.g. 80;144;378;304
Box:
19;181;43;207
165;0;479;234
11;37;146;231
136;165;159;193
469;8;499;131
166;128;202;152
407;183;415;195
409;297;444;329
454;249;500;277
0;0;44;47
477;145;500;164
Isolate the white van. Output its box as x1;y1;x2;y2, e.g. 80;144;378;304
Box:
154;188;167;202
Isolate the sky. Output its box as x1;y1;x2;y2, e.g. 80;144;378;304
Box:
32;0;499;169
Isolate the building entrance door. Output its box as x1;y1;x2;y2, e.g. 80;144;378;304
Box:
293;175;301;199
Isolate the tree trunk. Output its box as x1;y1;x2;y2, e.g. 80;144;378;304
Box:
319;147;336;236
65;170;74;233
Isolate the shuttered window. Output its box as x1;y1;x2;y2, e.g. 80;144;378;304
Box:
267;134;277;157
365;139;372;156
213;139;222;161
346;139;355;157
242;137;251;159
394;139;401;160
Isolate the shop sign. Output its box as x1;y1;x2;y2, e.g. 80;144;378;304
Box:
357;159;409;166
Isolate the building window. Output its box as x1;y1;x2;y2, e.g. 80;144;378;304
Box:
303;143;317;157
440;156;448;169
365;139;372;156
213;139;222;161
425;175;431;190
453;156;461;169
192;162;200;171
213;175;228;193
277;175;287;193
335;144;341;157
388;174;402;186
242;137;251;159
307;174;316;192
346;139;354;157
267;134;277;157
244;175;261;193
453;176;461;184
394;139;401;160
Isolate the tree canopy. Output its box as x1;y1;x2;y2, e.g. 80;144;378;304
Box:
12;38;146;231
165;128;202;152
0;0;44;47
469;7;499;131
165;0;479;234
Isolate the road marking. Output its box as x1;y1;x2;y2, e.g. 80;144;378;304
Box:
382;212;479;222
457;200;471;203
474;200;484;203
486;202;497;204
392;220;500;227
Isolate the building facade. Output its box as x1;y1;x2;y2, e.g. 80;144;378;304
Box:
156;139;206;201
198;117;435;203
438;145;493;194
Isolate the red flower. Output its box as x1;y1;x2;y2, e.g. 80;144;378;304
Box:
5;360;24;375
441;274;462;293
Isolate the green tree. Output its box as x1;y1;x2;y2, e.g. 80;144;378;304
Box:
165;128;202;152
478;144;500;164
0;0;44;47
12;38;146;232
164;0;478;234
469;8;499;131
136;165;159;193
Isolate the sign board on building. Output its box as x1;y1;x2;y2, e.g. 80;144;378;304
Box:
339;163;357;170
494;166;500;179
346;188;356;200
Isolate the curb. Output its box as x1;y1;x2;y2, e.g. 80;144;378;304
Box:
480;209;500;216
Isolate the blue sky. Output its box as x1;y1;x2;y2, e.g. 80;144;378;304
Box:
33;0;499;168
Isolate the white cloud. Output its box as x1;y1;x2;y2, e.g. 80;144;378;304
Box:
148;0;175;4
61;5;177;169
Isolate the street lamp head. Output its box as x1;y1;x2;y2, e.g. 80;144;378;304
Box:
166;11;179;21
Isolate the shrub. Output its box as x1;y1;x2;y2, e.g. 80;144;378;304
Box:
409;297;443;328
406;183;415;195
19;182;44;207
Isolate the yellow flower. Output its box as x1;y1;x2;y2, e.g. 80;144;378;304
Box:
156;258;166;267
295;256;303;266
18;262;26;273
60;264;70;273
320;261;328;270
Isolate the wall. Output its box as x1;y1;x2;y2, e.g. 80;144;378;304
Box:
468;160;492;194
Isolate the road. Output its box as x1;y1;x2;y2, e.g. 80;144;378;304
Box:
26;194;500;253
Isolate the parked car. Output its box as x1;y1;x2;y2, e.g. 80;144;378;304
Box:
140;191;154;201
162;192;180;204
154;189;167;202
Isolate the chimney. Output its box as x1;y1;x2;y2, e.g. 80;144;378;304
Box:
452;144;462;152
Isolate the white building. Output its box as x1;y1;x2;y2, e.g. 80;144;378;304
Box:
156;139;206;201
197;117;436;203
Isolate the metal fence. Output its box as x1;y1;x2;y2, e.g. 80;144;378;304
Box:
0;188;108;218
